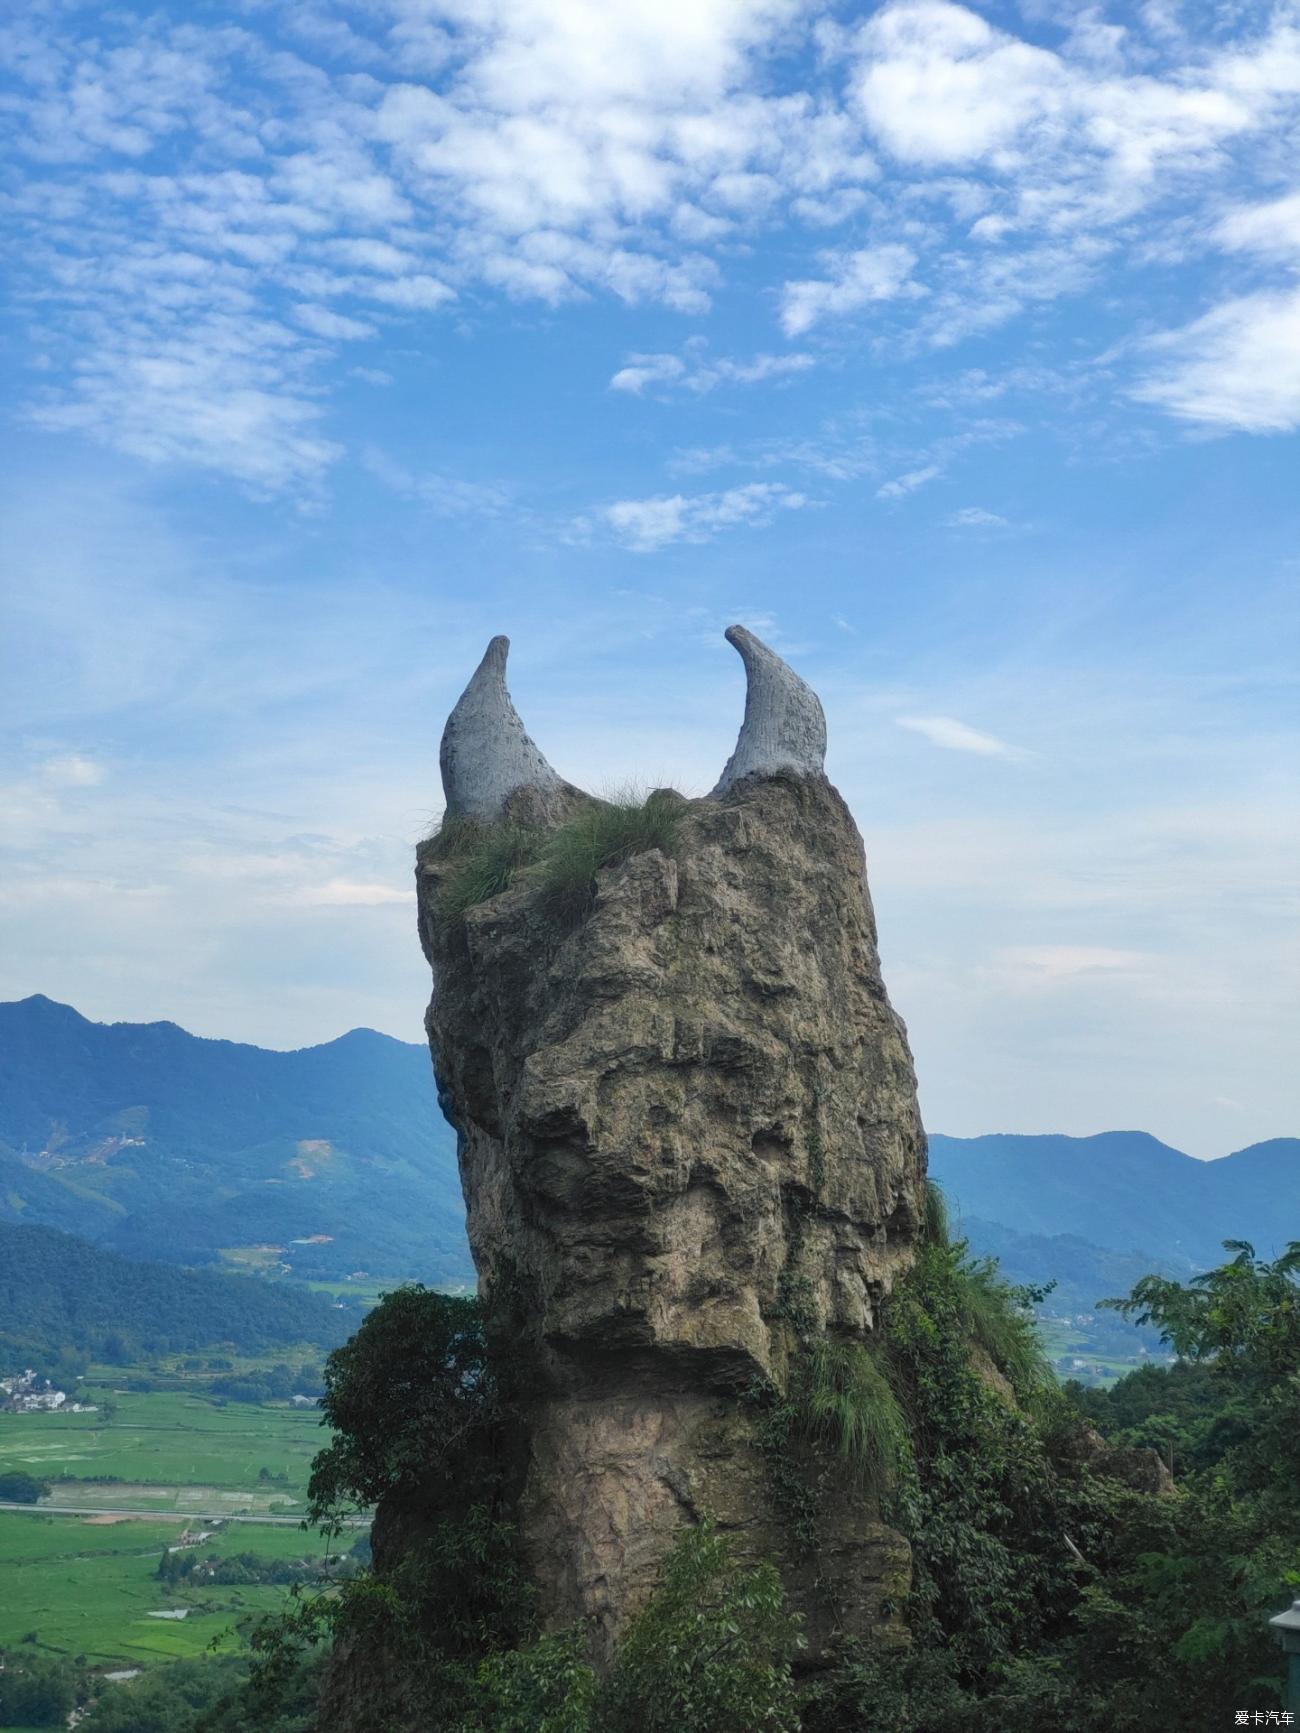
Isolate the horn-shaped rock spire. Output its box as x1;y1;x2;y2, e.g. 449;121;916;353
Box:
711;624;827;796
440;635;566;820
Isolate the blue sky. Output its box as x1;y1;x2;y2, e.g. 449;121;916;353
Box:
1;0;1297;1156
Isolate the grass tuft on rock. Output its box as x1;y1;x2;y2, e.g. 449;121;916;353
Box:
802;1341;912;1502
439;824;545;916
923;1178;950;1247
536;787;685;918
422;813;487;859
434;787;687;919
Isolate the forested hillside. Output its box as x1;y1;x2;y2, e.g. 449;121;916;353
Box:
0;1224;354;1369
0;996;470;1282
956;1217;1182;1345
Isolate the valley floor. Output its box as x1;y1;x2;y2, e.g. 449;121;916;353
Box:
0;1363;366;1695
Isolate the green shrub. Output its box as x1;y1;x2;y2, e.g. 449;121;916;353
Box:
0;1468;49;1503
599;1517;802;1733
0;1648;79;1729
242;1287;535;1733
880;1240;1071;1672
800;1643;981;1733
455;1519;801;1733
950;1255;1052;1398
918;1180;1049;1396
471;1629;598;1733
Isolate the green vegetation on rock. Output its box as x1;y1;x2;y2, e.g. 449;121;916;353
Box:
438;824;547;916
268;1231;1300;1733
803;1340;911;1501
433;788;685;919
532;787;685;917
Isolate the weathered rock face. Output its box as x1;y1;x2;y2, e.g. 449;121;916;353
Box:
415;631;928;1658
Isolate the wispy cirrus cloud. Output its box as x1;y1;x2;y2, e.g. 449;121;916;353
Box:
610;345;815;395
1215;193;1300;261
41;754;106;788
947;505;1010;528
361;447;512;517
1133;288;1300;434
877;463;941;501
592;482;814;552
896;714;1029;758
990;946;1156;985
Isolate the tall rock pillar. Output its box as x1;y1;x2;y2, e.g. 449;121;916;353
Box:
417;627;927;1656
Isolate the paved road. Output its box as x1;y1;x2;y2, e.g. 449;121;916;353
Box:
0;1500;368;1526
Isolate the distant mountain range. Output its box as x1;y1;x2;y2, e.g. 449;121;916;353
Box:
927;1131;1300;1274
2;997;1294;1308
0;995;468;1283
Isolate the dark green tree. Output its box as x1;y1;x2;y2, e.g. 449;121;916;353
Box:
0;1468;50;1503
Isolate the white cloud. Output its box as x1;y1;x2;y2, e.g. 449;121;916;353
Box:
610;346;814;393
708;352;816;386
324;237;422;274
896;714;1027;758
852;2;1067;167
602;481;812;550
877;464;940;500
947;505;1009;527
991;944;1156;984
781;243;918;335
7;0;1300;496
29;308;344;495
1215;191;1300;259
610;353;689;394
850;0;1258;185
1133;286;1300;433
361;274;456;311
679;414;1021;512
41;754;105;787
294;303;376;341
367;0;845;304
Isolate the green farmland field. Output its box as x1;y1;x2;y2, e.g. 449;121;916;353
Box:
0;1375;362;1690
0;1387;326;1506
0;1511;344;1667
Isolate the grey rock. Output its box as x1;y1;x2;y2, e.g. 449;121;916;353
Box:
1094;1444;1175;1496
711;624;827;796
440;635;568;820
416;771;926;1660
